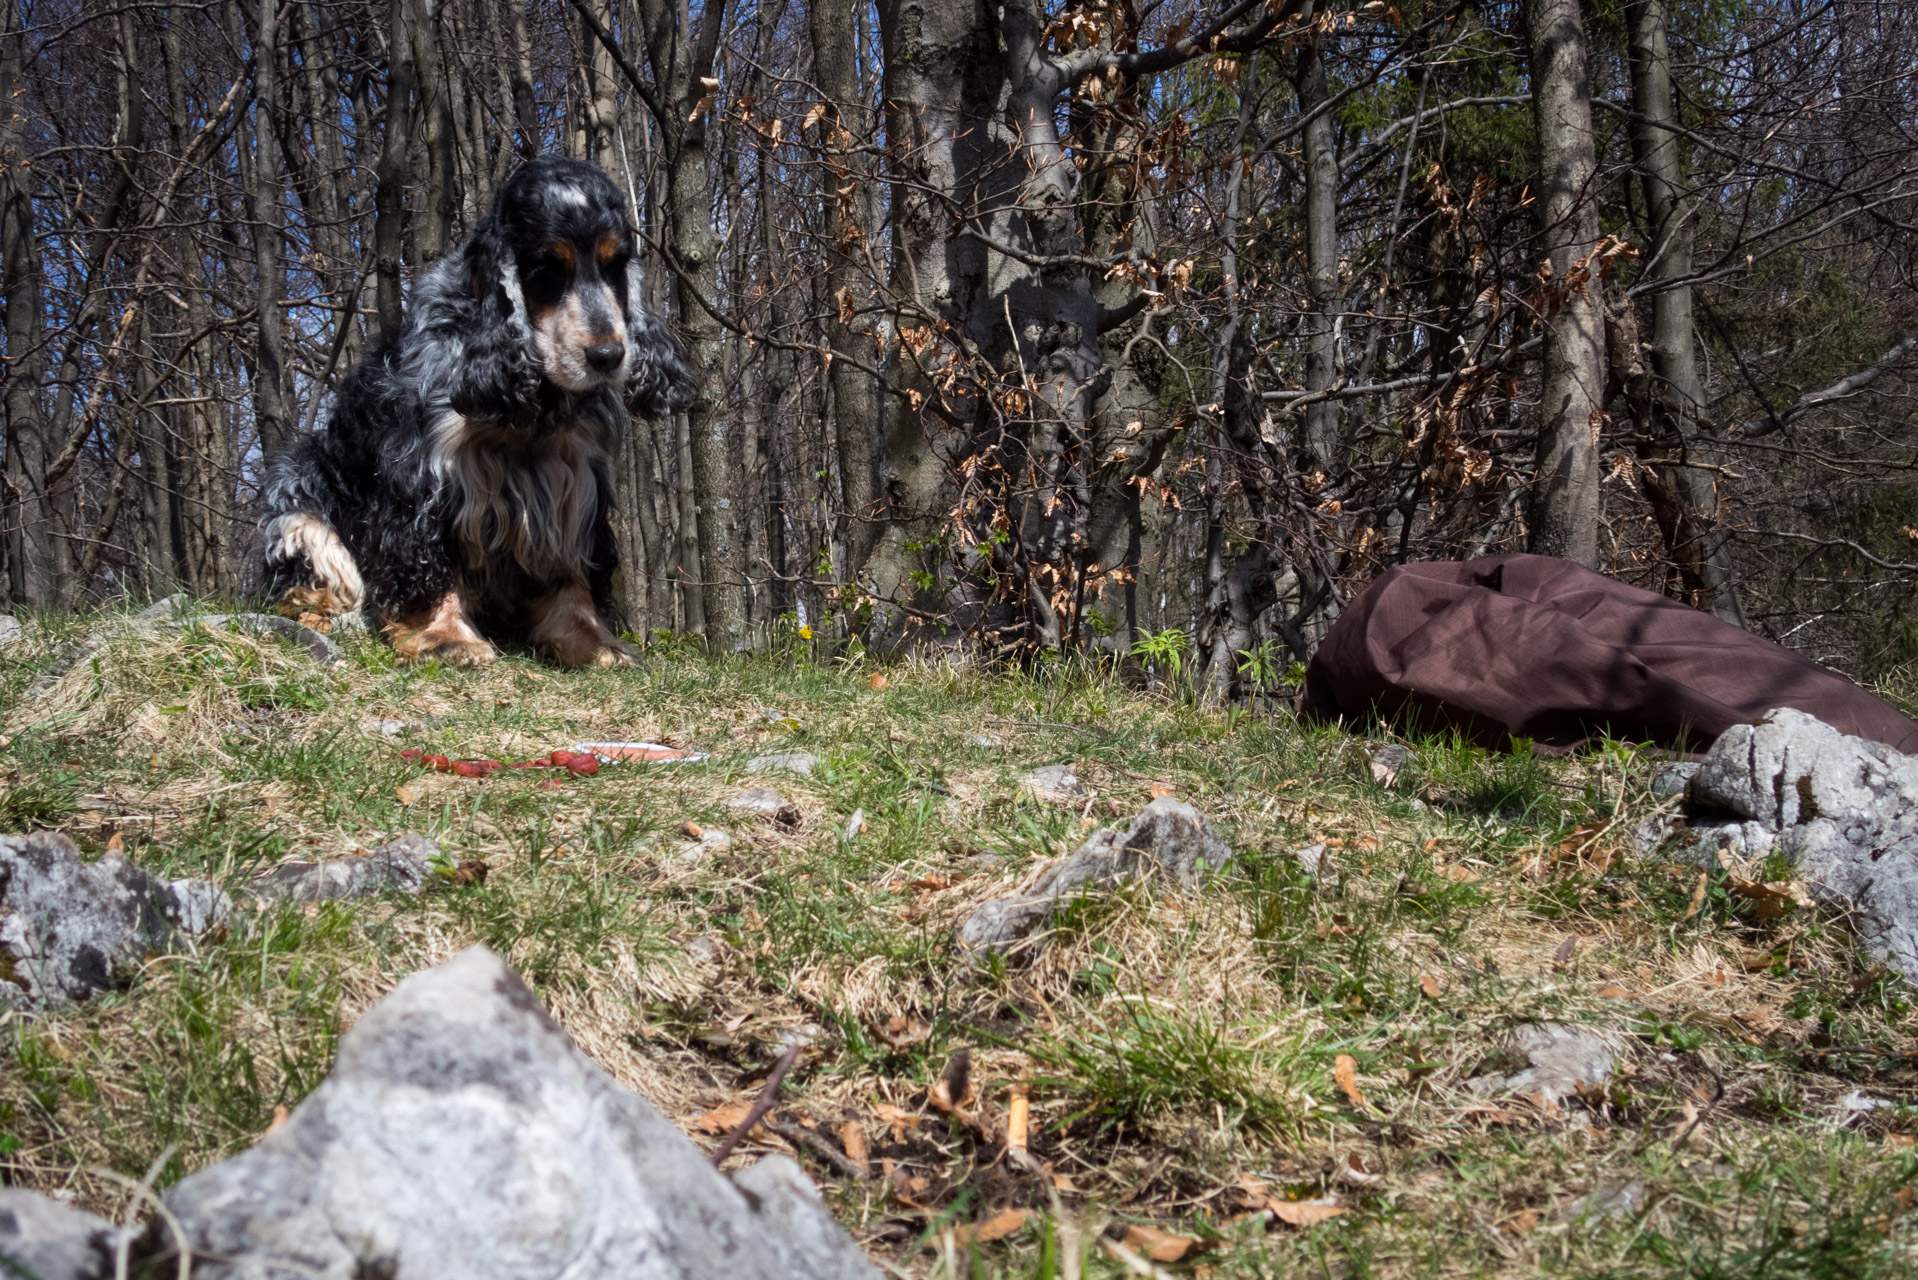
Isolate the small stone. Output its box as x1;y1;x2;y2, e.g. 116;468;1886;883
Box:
1292;843;1328;875
844;809;866;840
683;935;722;965
1464;1023;1614;1106
727;788;787;816
959;797;1232;954
249;833;441;902
1369;744;1412;787
1650;761;1701;801
1838;1090;1896;1115
152;946;881;1279
173;613;342;664
1554;1180;1647;1223
132;593;191;624
0;614;20;647
748;752;819;777
0;831;229;1010
1019;764;1088;805
967;734;1003;749
0;1186;120;1280
362;718;410;737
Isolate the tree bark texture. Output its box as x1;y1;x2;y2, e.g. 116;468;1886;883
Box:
1525;0;1606;568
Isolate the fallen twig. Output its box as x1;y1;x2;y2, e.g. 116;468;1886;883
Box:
710;1043;802;1167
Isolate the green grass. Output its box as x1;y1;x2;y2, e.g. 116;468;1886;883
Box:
0;606;1915;1277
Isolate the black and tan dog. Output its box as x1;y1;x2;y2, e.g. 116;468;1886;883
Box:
262;157;693;667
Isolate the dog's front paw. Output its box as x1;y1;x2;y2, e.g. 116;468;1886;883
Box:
591;642;638;669
427;638;498;666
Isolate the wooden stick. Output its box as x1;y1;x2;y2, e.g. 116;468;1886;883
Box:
709;1043;802;1167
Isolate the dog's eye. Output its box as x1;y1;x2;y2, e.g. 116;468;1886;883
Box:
522;257;570;306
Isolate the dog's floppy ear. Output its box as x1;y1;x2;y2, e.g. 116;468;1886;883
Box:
440;223;542;417
624;257;697;419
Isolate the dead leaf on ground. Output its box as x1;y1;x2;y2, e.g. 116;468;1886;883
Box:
1727;875;1814;920
1419;973;1441;998
693;1101;755;1134
837;1118;869;1169
1681;869;1709;919
1270;1197;1345;1227
941;1207;1026;1248
1441;864;1481;882
869;672;889;690
874;1102;923;1143
1121;1223;1202;1262
874;1014;933;1049
1334;1054;1367;1107
1597;984;1632;999
1553;934;1578;969
395;785;416;805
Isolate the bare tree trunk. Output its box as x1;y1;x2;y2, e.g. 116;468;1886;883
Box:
1525;0;1605;567
810;0;882;576
1626;0;1744;624
374;0;416;337
507;0;539;160
242;0;291;463
0;0;48;606
1293;12;1341;467
413;0;458;261
860;0;994;641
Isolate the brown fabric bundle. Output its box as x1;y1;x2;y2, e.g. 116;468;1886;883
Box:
1300;554;1918;754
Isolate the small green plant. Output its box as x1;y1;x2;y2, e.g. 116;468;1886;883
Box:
1130;626;1190;685
1235;639;1287;691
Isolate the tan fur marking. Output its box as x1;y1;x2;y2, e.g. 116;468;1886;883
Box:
596;233;620;265
384;591;496;665
527;581;634;669
550;240;576;270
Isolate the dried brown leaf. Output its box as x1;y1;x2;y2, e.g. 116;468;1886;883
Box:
1122;1223;1201;1262
1270;1197;1345;1227
1334;1054;1367;1107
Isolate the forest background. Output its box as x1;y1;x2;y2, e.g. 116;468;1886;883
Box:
2;0;1915;690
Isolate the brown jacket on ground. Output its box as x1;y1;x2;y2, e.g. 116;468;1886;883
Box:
1300;555;1918;753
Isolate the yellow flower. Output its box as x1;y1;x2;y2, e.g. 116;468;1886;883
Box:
799;626;813;640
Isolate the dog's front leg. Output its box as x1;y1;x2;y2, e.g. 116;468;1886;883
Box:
528;581;636;669
383;590;498;666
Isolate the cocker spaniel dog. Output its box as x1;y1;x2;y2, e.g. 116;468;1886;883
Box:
261;157;693;668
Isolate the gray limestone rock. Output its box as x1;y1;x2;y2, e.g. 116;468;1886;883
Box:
152;945;880;1280
958;797;1232;953
0;831;230;1010
1465;1023;1614;1107
0;1188;119;1280
747;751;819;777
1650;761;1701;801
0;614;20;647
1369;743;1412;787
1680;708;1918;981
727;787;788;816
1554;1180;1647;1224
1019;764;1088;805
248;834;441;902
171;613;341;665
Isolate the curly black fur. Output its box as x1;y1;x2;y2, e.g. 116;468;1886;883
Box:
262;157;693;665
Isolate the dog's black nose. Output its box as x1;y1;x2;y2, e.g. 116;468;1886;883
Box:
584;340;626;373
